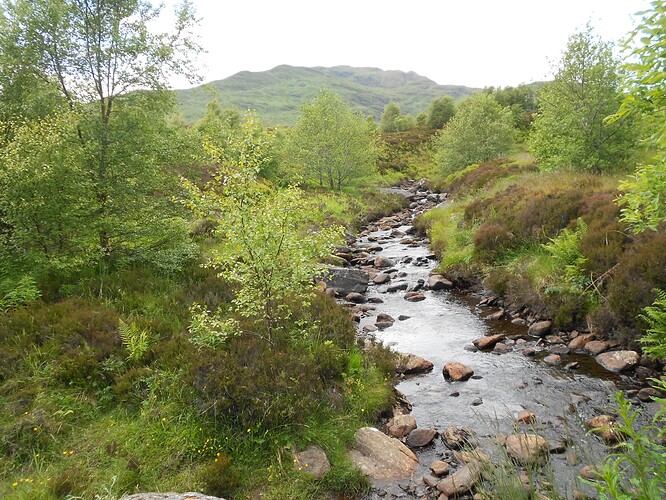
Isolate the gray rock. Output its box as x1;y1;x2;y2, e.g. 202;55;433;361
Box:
373;273;391;285
348;427;419;480
398;315;411;321
406;428;437;448
323;267;369;295
294;445;331;479
345;292;367;304
387;282;409;292
549;345;571;355
430;460;450;476
637;387;663;402
442;426;475;450
375;321;394;330
427;274;453;291
595;350;640;373
486;309;505;321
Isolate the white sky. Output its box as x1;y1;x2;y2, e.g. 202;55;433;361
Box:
160;0;649;90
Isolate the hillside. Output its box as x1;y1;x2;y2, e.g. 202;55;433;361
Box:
175;65;480;125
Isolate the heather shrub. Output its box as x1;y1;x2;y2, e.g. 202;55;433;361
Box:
607;229;666;332
517;190;583;239
444;159;537;194
199;454;240;498
473;222;517;262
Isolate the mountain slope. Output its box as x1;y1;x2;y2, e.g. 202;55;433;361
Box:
175;65;479;125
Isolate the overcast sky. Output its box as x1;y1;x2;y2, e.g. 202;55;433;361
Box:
160;0;649;90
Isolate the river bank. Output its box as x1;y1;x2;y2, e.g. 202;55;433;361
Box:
325;180;664;499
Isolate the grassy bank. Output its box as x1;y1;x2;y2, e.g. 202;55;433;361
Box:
415;154;666;342
0;192;403;499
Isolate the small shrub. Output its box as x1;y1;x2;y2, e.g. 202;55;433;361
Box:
50;467;87;498
639;289;666;359
607;229;666;333
473;222;516;262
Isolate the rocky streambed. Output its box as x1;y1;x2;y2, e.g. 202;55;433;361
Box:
323;181;664;499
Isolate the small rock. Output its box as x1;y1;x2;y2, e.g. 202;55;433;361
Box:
404;291;426;302
436;464;479;496
521;348;536;357
387;414;417;438
637;387;662;402
543;354;561;365
528;321;552;337
504;434;549;465
373;273;391;285
595;350;640;373
427;274;454;291
398;315;411;321
584;340;610;356
473;334;504;350
568;333;594;350
586;415;624;444
345;292;367;304
396;353;434;375
512;318;528;326
375;321;394;330
374;256;395;269
294;444;331;479
548;345;571;355
367;297;383;304
449;391;460;397
579;465;600;480
486;309;505;321
386;282;409;292
471;398;483;406
464;344;479;352
564;362;580;370
517;410;536;424
362;324;378;333
430;460;450;476
493;342;512;354
376;312;395;323
422;474;440;488
406;428;437;448
348;427;419;480
442;427;475;450
442;362;474;381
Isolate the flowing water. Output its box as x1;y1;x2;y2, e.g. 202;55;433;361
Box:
352;200;645;498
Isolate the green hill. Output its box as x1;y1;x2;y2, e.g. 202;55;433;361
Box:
175;65;480;125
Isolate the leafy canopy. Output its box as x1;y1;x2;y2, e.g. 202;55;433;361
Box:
530;25;638;172
613;0;666;232
435;93;515;175
285;89;377;190
183;113;344;342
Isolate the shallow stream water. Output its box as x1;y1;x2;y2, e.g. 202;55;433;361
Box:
353;207;643;498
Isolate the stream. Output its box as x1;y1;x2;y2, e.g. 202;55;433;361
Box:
344;185;649;499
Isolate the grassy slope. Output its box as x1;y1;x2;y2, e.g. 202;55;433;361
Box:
415;152;666;339
175;65;479;125
0;187;408;499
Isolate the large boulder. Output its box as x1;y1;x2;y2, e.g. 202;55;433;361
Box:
442;362;474;381
595;351;640;373
348;427;419;480
322;267;369;295
504;434;549;465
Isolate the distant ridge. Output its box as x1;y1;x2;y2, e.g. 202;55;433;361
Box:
175;65;480;125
